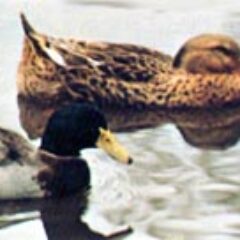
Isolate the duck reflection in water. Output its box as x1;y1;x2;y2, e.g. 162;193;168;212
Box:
0;191;132;240
18;94;240;150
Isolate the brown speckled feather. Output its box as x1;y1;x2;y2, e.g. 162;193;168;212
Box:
17;14;240;109
49;36;173;82
17;14;172;104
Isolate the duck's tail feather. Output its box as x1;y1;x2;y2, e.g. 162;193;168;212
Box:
20;12;36;38
19;13;55;61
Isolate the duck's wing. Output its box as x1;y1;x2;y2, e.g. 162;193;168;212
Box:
20;13;172;84
62;41;173;82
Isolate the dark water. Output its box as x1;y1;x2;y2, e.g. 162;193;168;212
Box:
1;1;240;240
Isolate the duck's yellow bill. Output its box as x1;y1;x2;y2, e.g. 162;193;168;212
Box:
96;128;133;165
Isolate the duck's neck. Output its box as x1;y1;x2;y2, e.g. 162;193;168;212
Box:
40;139;86;157
37;150;80;165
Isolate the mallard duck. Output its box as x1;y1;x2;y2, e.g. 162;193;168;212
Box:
17;14;240;109
17;13;172;105
0;103;132;199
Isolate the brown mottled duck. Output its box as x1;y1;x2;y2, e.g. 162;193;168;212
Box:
17;13;172;106
17;14;240;109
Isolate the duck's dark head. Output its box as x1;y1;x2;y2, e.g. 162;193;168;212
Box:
40;103;133;164
173;34;240;74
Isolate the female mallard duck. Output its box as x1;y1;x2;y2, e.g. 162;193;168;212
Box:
17;14;240;109
17;13;172;105
0;103;132;199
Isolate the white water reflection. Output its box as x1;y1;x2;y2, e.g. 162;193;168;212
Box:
0;219;46;240
78;125;240;239
1;0;240;240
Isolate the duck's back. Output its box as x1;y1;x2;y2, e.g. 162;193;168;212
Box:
55;39;173;82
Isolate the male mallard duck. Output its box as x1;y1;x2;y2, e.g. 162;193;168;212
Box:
0;103;132;199
17;14;240;109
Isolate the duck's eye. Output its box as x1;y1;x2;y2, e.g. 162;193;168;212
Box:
45;41;50;48
213;46;234;56
105;138;111;143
